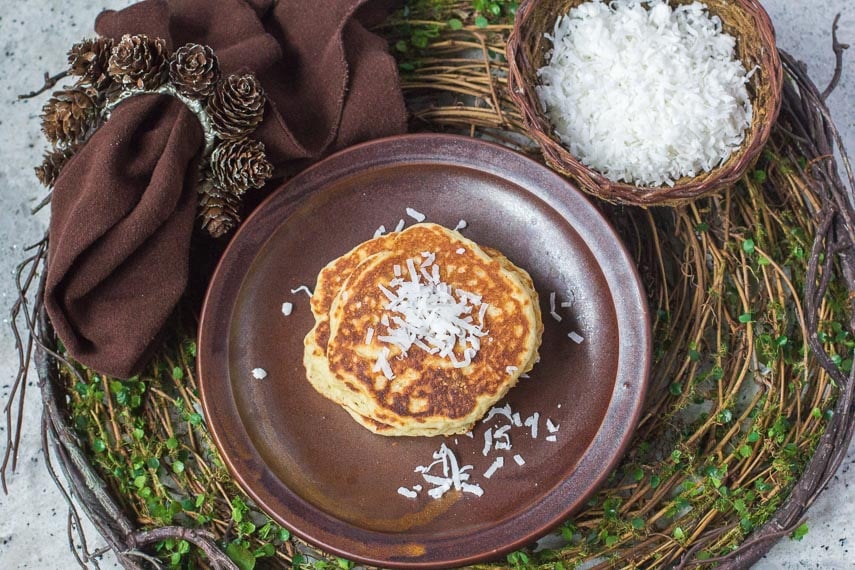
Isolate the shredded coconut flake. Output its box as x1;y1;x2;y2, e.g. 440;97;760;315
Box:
525;412;540;439
568;331;585;344
281;302;293;316
513;454;526;466
546;418;560;433
397;487;418;498
406;207;426;222
506;365;519;375
536;0;753;187
483;457;504;479
456;248;466;254
394;219;406;232
251;368;267;380
546;435;558;442
374;225;386;238
290;285;312;297
365;327;374;345
454;219;467;231
413;443;482;500
482;428;493;456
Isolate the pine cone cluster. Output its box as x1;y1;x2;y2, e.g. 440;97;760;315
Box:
207;74;266;140
198;181;242;239
108;34;168;90
211;138;273;195
36;33;273;238
68;37;114;90
40;87;98;146
169;44;220;99
35;146;77;188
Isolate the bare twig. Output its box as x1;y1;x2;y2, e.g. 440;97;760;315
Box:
18;70;69;100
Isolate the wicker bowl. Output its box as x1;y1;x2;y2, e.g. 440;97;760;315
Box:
507;0;784;207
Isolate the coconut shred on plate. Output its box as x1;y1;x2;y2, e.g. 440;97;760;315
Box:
536;0;754;187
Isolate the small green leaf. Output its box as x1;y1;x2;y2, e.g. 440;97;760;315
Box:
147;457;160;470
758;255;771;266
631;466;644;482
447;18;463;30
92;439;106;453
811;407;822;420
673;527;685;541
650;474;661;488
166;437;179;450
134;475;147;489
177;540;190;555
475;15;489;27
695;222;709;233
226;542;256;570
791;523;809;541
189;413;203;426
669;382;682;396
395;40;408;53
631;517;645;530
255;543;275;558
739;313;753;324
195;494;206;508
743;239;755;254
172;460;185;475
170;552;181;566
172;366;184;380
747;431;760;443
739;445;752;458
752;170;767;183
278;528;291;542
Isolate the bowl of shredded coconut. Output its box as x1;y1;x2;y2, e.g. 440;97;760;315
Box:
507;0;782;206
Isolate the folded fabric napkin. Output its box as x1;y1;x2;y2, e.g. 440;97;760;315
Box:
44;0;407;378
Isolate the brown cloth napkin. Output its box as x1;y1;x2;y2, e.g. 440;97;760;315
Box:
45;0;407;378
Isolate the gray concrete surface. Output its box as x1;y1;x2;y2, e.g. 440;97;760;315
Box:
0;1;852;568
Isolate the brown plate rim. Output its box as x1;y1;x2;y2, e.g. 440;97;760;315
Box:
198;133;651;568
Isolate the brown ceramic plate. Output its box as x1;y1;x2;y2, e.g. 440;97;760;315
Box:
198;134;650;568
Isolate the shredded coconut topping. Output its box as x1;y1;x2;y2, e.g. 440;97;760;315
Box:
406;207;426;222
281;302;293;316
374;253;488;369
536;0;753;187
290;285;313;297
251;368;267;380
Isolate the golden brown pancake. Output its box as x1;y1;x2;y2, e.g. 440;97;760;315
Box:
303;223;542;436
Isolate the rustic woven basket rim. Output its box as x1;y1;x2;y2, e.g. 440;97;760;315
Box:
506;0;785;207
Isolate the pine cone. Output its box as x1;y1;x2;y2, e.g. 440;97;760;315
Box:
210;138;273;195
206;74;266;140
68;37;114;89
108;34;168;90
35;146;77;187
169;44;220;99
41;88;99;146
198;184;241;238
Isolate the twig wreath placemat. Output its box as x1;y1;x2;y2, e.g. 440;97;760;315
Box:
4;1;855;569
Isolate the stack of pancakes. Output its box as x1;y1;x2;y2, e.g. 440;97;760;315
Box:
303;223;543;436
